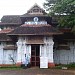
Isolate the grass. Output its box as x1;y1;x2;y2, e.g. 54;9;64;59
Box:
0;65;22;70
66;63;75;69
0;63;75;70
55;63;75;69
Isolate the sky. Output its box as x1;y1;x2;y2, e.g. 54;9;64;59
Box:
0;0;46;20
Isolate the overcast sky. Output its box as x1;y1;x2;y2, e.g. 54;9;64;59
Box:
0;0;45;20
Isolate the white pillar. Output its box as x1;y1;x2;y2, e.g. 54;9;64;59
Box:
16;37;27;65
21;42;26;64
44;44;47;57
48;42;54;63
29;45;31;63
16;41;23;65
48;37;55;67
43;36;55;67
40;37;48;68
40;45;42;57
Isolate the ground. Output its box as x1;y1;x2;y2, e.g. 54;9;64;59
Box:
0;67;75;75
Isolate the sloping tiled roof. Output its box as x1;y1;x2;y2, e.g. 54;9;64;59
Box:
0;29;13;33
0;33;12;41
0;23;21;26
1;15;22;24
27;3;45;12
0;29;13;41
3;45;17;50
8;24;62;36
21;13;48;17
23;3;46;16
21;3;47;17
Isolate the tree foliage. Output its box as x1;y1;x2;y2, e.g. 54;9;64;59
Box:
44;0;75;14
53;0;75;14
44;0;75;30
44;0;57;10
58;15;75;28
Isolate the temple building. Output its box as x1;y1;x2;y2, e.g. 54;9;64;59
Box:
0;4;75;68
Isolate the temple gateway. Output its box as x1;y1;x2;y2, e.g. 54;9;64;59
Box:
0;4;75;68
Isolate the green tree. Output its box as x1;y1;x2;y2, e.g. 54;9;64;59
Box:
44;0;57;10
44;0;75;31
44;0;75;14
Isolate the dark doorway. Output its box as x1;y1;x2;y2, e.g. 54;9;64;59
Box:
31;45;40;67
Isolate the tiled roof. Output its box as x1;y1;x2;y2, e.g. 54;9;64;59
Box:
3;45;17;50
0;29;14;33
1;15;22;24
8;24;62;36
21;13;48;17
0;22;21;26
0;29;13;41
0;33;12;41
22;3;46;16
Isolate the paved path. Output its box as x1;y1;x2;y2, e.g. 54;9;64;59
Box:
0;68;75;75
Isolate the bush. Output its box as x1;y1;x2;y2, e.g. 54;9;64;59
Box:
55;63;75;69
66;63;75;69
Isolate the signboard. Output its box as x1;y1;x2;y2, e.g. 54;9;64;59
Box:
25;21;47;25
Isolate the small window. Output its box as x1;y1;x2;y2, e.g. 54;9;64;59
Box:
33;9;39;12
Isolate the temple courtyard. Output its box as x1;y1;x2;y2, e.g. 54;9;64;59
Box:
0;68;75;75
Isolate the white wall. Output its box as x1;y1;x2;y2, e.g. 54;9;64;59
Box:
54;42;75;64
0;42;17;64
40;36;54;68
16;36;31;64
17;36;54;66
3;50;17;64
40;36;54;63
0;42;4;64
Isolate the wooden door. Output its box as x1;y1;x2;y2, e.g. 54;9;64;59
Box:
31;45;40;67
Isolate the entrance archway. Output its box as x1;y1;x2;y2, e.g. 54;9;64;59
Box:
31;45;40;67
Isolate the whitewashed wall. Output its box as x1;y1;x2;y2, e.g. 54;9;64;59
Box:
40;36;54;68
43;36;54;63
0;42;4;64
3;50;17;64
0;42;17;64
54;42;75;64
17;36;54;67
16;36;31;64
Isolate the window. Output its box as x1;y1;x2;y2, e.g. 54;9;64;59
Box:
33;9;39;12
